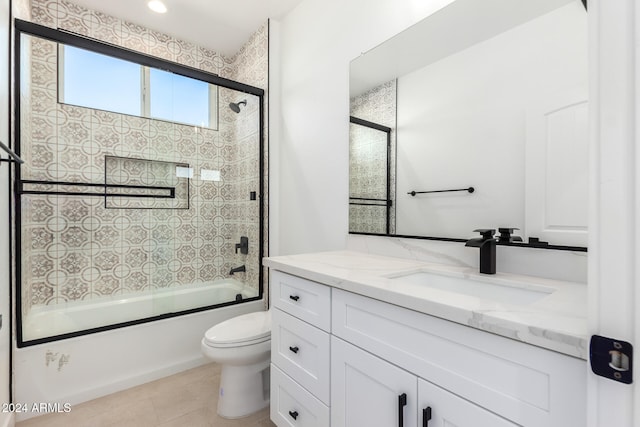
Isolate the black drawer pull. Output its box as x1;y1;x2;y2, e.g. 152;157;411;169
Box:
423;406;432;427
289;295;300;302
289;346;299;354
398;393;407;427
289;410;299;420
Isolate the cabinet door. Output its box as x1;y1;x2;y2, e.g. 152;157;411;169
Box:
418;379;517;427
331;336;417;427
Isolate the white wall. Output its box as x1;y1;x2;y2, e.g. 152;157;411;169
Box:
273;0;456;255
395;3;587;238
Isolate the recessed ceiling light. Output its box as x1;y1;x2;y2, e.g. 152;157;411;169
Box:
147;0;167;13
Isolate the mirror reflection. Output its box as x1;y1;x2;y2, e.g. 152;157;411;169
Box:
349;0;588;247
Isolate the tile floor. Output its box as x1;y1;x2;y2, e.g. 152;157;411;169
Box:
16;363;276;427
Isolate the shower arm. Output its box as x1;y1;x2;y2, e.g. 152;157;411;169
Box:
0;140;24;164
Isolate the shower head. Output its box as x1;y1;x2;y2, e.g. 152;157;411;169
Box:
229;99;247;113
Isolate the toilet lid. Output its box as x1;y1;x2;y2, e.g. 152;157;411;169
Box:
204;311;271;346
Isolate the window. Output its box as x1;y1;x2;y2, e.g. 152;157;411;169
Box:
60;45;141;116
148;68;214;128
59;45;218;129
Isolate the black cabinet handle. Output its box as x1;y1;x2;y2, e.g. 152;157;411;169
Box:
289;410;298;420
289;346;299;354
289;295;300;302
423;407;432;427
398;393;407;427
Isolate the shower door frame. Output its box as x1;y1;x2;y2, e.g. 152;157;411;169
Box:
13;19;266;347
348;116;393;234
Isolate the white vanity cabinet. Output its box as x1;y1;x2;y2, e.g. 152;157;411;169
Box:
269;270;586;427
331;336;417;427
331;336;517;427
270;271;331;427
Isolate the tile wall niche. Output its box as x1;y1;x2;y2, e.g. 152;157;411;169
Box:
20;0;268;315
349;79;396;234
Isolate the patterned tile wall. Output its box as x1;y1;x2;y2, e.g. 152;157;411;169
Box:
21;0;268;312
227;21;269;293
349;79;397;234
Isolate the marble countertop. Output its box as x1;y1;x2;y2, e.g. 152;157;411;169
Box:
263;250;588;359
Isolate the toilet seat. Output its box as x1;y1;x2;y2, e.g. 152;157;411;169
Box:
204;311;270;347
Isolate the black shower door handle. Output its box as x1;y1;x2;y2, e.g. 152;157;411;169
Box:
398;393;407;427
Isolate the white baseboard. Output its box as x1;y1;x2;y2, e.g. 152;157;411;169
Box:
61;356;209;408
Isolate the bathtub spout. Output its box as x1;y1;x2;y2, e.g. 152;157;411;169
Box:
229;265;246;275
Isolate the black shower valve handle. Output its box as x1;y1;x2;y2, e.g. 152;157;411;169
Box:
234;236;249;255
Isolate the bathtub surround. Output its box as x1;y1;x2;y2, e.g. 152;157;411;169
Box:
15;0;269;419
16;26;264;340
20;16;260;340
17;0;268;343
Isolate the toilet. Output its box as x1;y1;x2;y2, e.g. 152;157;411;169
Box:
201;310;271;419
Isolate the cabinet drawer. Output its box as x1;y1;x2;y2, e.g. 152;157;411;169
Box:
332;289;586;427
271;270;331;331
271;364;330;427
272;308;331;404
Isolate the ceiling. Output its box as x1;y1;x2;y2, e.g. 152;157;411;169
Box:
70;0;304;56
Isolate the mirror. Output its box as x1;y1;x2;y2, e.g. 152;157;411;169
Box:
349;0;588;247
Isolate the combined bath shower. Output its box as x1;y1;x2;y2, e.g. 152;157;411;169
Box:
229;99;247;113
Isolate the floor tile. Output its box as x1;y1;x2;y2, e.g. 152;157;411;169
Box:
16;363;276;427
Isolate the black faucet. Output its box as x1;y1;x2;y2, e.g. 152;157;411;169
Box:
465;229;496;274
229;265;246;275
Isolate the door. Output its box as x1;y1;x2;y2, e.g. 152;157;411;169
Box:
589;1;639;426
525;94;588;247
331;336;417;427
418;379;517;427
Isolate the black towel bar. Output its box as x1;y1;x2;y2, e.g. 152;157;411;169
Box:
408;187;474;196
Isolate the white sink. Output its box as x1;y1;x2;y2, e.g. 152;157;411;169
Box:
388;271;554;305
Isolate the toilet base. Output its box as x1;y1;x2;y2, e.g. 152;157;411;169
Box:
217;359;271;419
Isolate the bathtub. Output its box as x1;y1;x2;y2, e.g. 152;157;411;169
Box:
23;278;259;342
16;279;265;421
